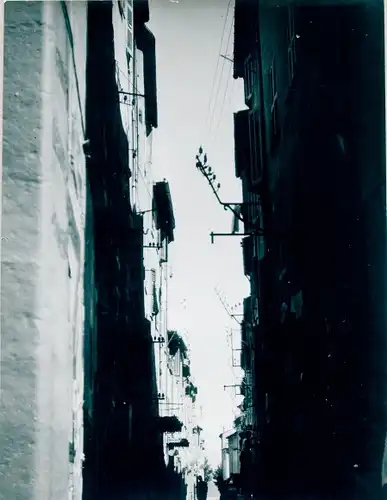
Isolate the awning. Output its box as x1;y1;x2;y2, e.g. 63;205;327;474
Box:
153;181;176;242
233;0;257;79
234;109;251;179
135;24;158;135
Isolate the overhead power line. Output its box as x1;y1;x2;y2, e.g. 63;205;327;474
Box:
208;14;234;137
212;47;233;141
205;0;233;135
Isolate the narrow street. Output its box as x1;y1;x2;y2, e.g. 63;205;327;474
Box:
1;1;386;500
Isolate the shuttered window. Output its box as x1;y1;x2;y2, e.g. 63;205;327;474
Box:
269;63;280;152
234;109;250;179
244;55;256;107
243;296;253;327
242;236;254;277
248;110;263;186
127;1;133;57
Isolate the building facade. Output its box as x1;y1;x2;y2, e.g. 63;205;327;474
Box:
2;2;88;499
233;1;386;499
81;1;186;499
160;331;205;500
2;2;195;500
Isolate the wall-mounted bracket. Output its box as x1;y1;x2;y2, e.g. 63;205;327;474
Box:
153;336;165;344
118;91;146;98
138;208;155;215
195;148;260;224
210;231;251;244
210;228;268;244
160;402;185;407
144;244;162;250
224;384;242;396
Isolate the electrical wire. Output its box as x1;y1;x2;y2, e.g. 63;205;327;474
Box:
136;164;153;200
212;59;233;143
206;0;233;136
205;0;232;127
115;59;144;97
211;17;234;141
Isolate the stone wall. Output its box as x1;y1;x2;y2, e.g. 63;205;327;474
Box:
1;2;88;499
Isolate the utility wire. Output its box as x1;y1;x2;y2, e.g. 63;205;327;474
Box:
115;59;143;97
206;0;233;135
205;0;232;127
212;54;233;142
214;287;242;326
211;14;234;139
208;19;234;142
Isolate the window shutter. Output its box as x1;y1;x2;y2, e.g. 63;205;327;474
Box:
242;236;254;277
248;110;263;186
243;296;253;327
234;109;251;179
127;1;133;55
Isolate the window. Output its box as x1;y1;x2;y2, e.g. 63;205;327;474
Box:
127;2;133;57
244;55;255;106
234;109;251;179
255;204;265;260
158;231;168;264
127;1;133;26
248;110;263;185
127;26;133;55
287;6;296;83
269;63;280;152
242;236;254;277
118;0;125;18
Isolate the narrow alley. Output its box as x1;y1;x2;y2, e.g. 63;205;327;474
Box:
1;1;386;500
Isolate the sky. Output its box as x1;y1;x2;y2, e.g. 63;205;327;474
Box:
148;0;250;468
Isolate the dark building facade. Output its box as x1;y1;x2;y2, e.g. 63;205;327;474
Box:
82;1;171;499
234;1;386;498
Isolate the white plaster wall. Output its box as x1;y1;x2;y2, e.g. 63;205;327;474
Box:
65;4;88;499
1;2;87;499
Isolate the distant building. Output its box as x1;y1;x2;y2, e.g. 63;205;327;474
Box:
220;429;241;481
233;1;385;498
161;330;204;500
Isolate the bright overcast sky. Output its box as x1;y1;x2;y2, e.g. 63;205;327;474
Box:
149;0;249;468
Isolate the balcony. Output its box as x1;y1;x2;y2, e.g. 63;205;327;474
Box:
135;24;157;136
156;416;183;434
